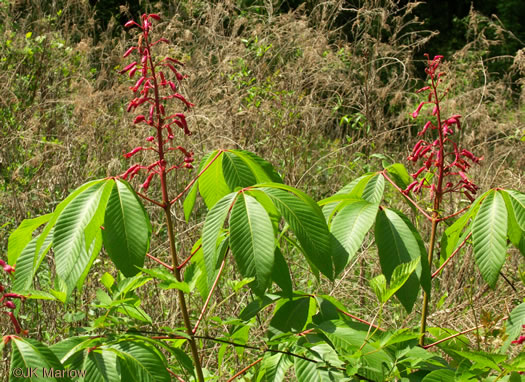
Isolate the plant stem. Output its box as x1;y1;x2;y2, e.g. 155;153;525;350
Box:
145;33;205;382
419;74;445;347
419;215;438;346
162;200;205;382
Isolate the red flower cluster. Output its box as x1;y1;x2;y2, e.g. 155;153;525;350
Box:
0;259;27;335
405;54;482;201
119;14;195;191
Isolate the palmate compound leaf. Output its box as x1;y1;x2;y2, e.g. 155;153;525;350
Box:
53;180;114;296
258;184;334;280
374;208;426;313
102;179;152;277
472;190;508;288
229;193;276;295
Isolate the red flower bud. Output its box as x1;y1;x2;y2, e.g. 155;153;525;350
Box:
3;264;14;274
173;93;194;109
134;115;146;124
124;147;144;158
412;101;426;119
141;172;155;190
416;86;430;93
124;20;140;28
4;301;16;310
123;47;136;58
146;136;155;142
149;14;161;21
119;61;137;74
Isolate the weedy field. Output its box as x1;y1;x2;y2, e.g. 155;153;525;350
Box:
1;0;524;380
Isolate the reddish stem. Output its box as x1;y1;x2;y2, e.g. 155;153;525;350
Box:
177;243;202;270
226;358;263;382
170;149;224;205
135;191;165;207
193;256;227;334
438;204;472;222
422;324;483;349
381;171;433;221
146;253;174;271
432;232;472;278
336;308;385;331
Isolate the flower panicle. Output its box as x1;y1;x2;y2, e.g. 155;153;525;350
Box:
119;13;195;191
404;55;481;197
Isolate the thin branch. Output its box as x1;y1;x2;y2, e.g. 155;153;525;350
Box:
422;324;483;349
336;308;385;331
177;243;202;270
438;204;472;222
431;232;472;278
193;335;318;363
169;149;224;205
146;253;174;271
193;256;226;334
381;170;433;221
135;191;165;208
227;358;263;382
167;368;185;382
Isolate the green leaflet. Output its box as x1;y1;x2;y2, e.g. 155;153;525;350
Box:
294;357;344;381
198;150;230;209
259;184;334;280
472;190;508;287
202;192;237;286
53;180;113;296
320;173;384;223
110;341;170;382
102;179;152;277
501;190;525;256
257;353;292;382
384;163;412;189
7;213;51;265
222;150;257;190
440;190;487;262
195;149;282;211
374;208;424;313
229;193;276;295
502;303;525;351
330;200;378;276
370;258;420;303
